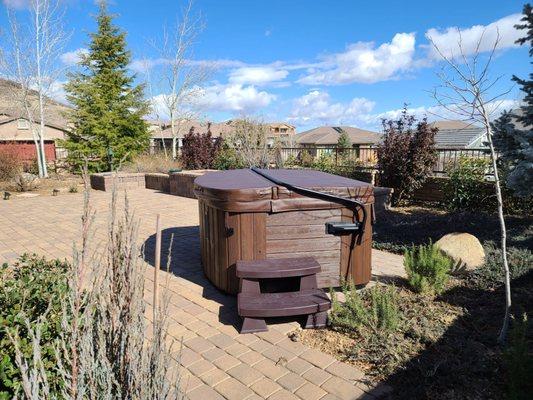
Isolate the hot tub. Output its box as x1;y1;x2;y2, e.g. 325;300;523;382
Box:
194;169;374;294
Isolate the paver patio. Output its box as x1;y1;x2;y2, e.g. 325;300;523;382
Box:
0;188;402;399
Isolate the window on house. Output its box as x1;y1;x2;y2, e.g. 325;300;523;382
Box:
17;119;30;130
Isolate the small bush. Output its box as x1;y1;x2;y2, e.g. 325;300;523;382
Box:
330;282;400;333
181;125;221;169
0;149;23;181
469;243;533;289
0;255;70;397
445;156;490;210
312;153;337;174
123;153;183;173
298;150;314;167
404;242;452;295
212;140;245;170
13;172;39;192
504;313;532;400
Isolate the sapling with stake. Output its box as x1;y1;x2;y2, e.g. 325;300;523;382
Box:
428;28;513;343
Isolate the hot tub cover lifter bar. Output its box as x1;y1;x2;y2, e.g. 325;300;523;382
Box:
250;167;367;244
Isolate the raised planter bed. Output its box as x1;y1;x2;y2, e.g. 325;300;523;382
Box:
90;172;145;191
169;169;216;199
145;173;170;192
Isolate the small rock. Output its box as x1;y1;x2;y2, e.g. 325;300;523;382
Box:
435;233;485;275
288;331;301;342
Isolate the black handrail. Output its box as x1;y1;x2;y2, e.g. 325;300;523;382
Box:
250;167;367;242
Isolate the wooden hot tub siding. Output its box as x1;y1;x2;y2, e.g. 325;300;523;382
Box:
199;199;372;294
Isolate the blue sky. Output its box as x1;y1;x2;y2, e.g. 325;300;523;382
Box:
1;0;529;132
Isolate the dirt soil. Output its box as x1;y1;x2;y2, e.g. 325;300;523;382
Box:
373;206;532;253
300;273;532;399
0;174;83;197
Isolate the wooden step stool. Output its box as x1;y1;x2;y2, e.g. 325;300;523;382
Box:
236;257;331;334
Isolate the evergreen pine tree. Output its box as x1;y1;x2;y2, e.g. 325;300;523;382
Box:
63;1;149;171
492;4;533;196
337;130;351;149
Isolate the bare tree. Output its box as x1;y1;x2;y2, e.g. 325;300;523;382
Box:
1;0;68;178
146;0;208;160
227;118;271;168
429;29;513;343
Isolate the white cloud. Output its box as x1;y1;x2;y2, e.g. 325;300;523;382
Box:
229;66;288;85
425;14;522;60
48;80;68;104
297;33;416;85
288;90;375;125
2;0;28;9
129;57;246;74
60;48;88;66
358;99;522;129
196;83;276;113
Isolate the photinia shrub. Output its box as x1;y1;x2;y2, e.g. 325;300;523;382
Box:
377;108;438;205
181;124;222;169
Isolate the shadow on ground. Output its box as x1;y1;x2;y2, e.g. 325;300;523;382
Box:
376;270;533;400
143;226;239;329
374;208;532;251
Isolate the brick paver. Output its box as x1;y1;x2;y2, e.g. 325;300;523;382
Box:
0;188;400;399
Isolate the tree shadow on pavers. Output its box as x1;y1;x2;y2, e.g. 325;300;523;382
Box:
143;226;238;328
366;270;533;400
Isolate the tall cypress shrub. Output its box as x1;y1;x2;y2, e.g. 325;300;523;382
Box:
63;1;149;172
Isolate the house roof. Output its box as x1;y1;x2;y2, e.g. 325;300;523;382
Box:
0;78;71;132
296;126;381;146
430;120;485;149
153;119;296;139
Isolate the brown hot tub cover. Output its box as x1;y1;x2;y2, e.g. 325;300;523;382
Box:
194;168;374;213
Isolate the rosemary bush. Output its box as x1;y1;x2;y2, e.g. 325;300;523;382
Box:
404;242;452;295
330;282;400;333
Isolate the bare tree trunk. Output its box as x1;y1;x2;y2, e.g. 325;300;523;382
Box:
34;1;48;178
481;109;511;343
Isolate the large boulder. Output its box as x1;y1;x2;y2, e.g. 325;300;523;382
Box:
435;233;485;275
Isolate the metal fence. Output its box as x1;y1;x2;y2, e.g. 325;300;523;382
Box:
278;146;492;175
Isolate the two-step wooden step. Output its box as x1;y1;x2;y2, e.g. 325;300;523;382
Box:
236;257;332;334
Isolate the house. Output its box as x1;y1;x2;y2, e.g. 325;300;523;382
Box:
149;120;234;153
0;78;71;161
267;122;296;146
430;120;486;149
150;119;296;152
296;126;381;147
295;126;381;161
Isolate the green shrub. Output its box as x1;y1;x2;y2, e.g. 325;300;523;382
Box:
299;150;314;167
212;141;245;170
504;313;533;400
312;153;337;174
445;156;490;211
469;243;533;289
0;254;69;398
330;282;400;333
404;242;452;295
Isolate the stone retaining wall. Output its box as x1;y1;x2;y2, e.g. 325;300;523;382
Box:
145;173;170;192
90;173;145;191
169;169;215;198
